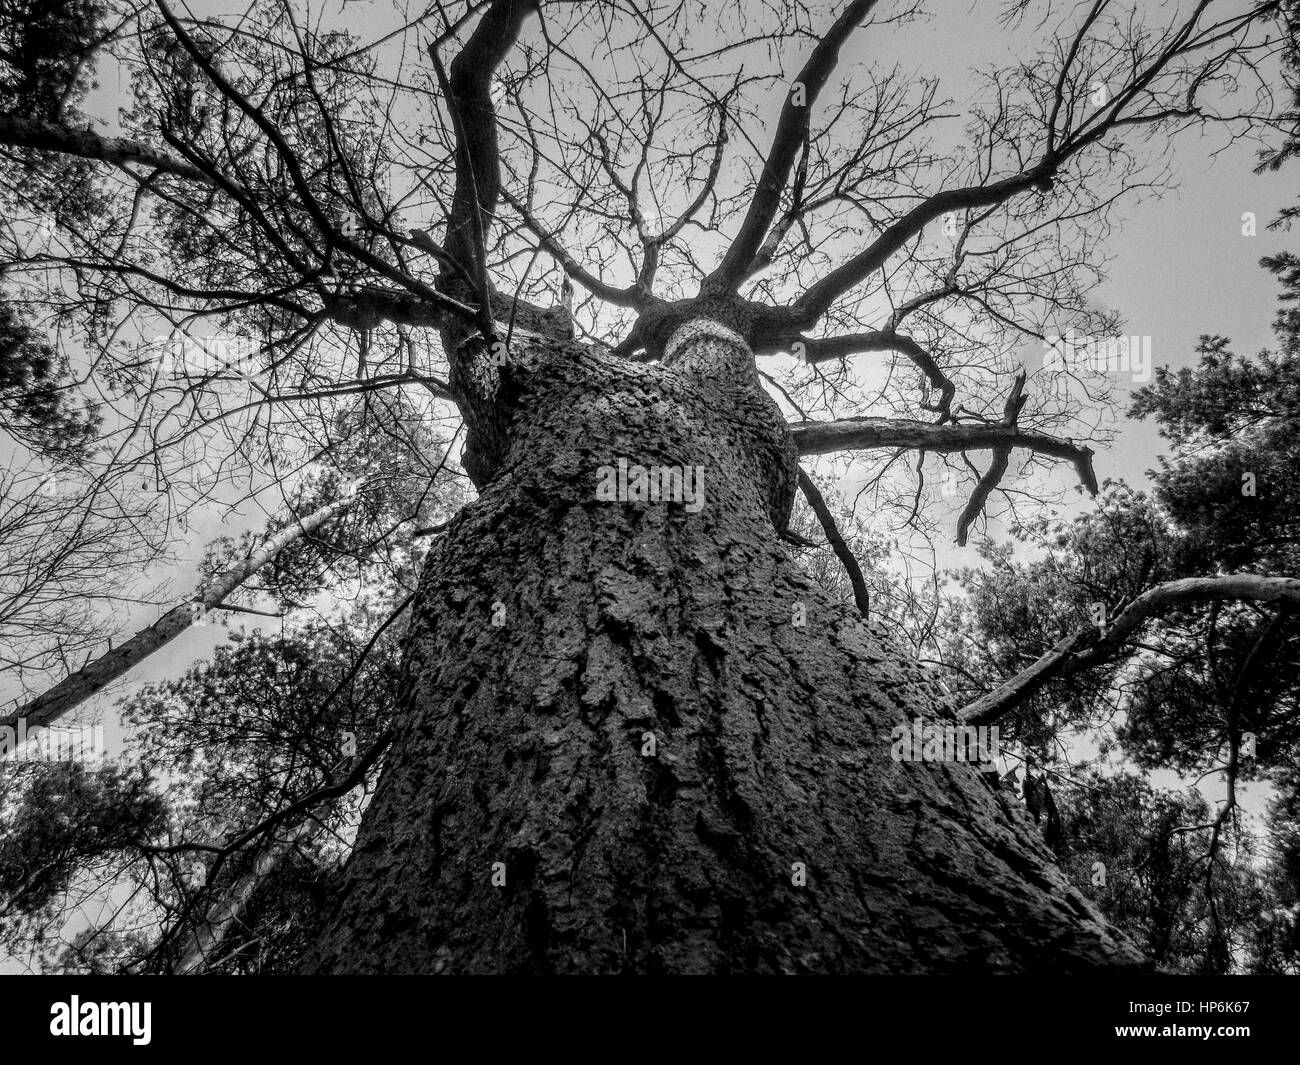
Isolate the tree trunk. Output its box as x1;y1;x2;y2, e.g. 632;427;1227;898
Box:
2;496;354;735
304;317;1146;974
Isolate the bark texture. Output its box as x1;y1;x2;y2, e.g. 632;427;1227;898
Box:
304;320;1146;974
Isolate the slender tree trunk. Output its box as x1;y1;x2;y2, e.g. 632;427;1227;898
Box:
175;820;318;974
305;318;1146;974
1;497;353;735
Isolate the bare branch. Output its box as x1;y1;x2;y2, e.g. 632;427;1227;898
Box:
791;166;1054;323
797;467;870;617
790;415;1098;496
758;329;956;417
955;369;1027;546
960;576;1300;725
498;189;647;308
956;630;1091;727
439;0;540;289
0;112;211;183
787;0;1279;326
704;0;882;292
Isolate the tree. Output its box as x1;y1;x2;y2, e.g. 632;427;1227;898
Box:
115;623;401;975
0;759;165;963
0;0;1292;973
1050;772;1265;973
930;231;1300;970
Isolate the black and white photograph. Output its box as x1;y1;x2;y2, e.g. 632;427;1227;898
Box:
0;0;1297;1041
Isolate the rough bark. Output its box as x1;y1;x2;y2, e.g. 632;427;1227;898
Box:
304;320;1145;974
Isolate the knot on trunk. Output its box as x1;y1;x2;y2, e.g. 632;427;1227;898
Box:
638;296;757;362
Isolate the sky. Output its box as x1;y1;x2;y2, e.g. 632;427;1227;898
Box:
875;2;1294;523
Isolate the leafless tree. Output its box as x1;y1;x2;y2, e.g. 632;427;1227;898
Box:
0;0;1292;973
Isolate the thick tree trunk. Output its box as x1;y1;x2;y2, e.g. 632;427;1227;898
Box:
304;319;1146;974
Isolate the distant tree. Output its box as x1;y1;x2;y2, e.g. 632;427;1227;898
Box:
1053;772;1265;974
1249;769;1300;972
0;760;164;965
0;298;99;457
935;237;1300;972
